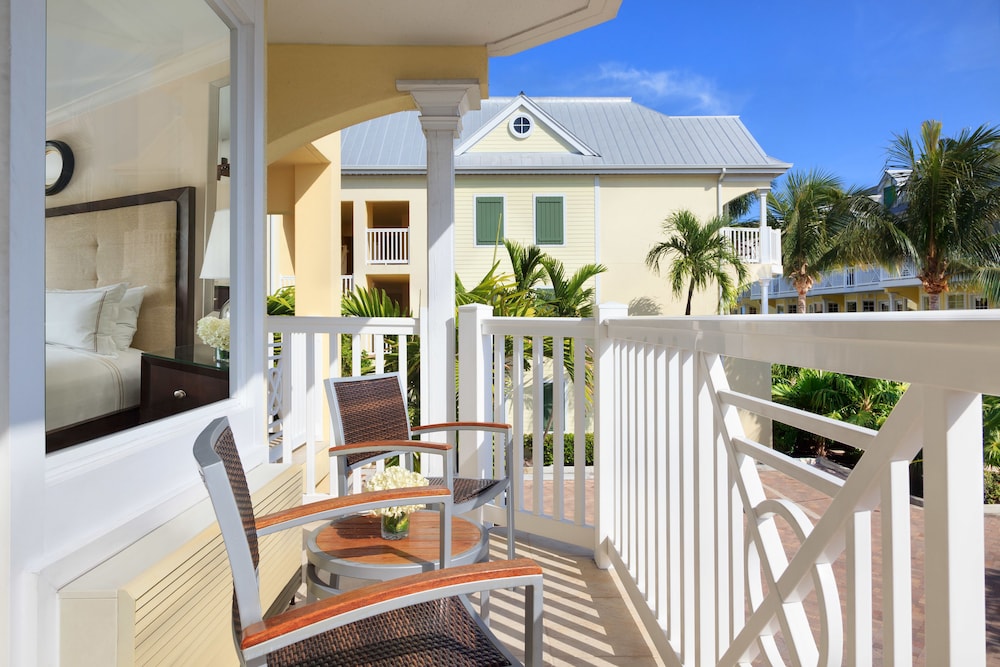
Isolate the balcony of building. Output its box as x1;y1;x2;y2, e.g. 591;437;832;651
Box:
264;306;1000;665
722;226;783;276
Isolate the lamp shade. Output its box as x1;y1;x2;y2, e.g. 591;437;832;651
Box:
200;209;230;280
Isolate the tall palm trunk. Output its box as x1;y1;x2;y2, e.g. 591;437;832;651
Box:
685;279;695;316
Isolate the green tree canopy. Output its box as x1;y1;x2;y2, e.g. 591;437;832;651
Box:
768;169;851;313
833;120;1000;309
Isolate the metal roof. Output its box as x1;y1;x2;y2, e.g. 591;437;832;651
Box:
340;95;790;175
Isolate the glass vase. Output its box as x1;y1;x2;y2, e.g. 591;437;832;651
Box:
380;513;410;540
215;347;229;363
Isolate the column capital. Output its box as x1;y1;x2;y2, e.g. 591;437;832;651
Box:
396;79;482;137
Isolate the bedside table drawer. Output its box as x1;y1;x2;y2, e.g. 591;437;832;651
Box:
140;355;229;422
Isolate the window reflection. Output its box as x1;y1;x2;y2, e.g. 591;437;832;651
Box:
45;0;231;452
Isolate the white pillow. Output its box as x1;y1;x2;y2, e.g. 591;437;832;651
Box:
113;286;146;350
45;283;127;355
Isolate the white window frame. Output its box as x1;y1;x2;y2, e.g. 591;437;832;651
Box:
508;114;534;138
947;294;966;310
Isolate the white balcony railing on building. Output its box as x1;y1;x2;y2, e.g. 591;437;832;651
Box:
268;307;995;664
341;274;354;294
722;227;782;267
366;228;409;265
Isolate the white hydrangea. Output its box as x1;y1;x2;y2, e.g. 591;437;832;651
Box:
197;316;230;351
363;466;429;518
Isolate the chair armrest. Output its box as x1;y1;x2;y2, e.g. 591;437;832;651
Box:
328;439;451;456
412;423;514;477
242;559;544;660
255;486;450;536
412;422;512;437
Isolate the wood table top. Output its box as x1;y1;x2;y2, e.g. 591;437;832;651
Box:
312;511;483;566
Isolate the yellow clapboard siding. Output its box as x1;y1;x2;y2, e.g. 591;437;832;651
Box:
455;176;597;287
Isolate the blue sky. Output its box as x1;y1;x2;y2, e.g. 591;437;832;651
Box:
488;0;1000;190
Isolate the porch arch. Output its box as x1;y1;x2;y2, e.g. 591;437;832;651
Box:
266;44;488;162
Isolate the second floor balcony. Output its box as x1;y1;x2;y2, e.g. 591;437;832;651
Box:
367;227;410;265
265;307;999;665
722;226;782;275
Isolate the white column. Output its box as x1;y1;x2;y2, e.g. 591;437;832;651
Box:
457;304;492;478
758;188;773;315
923;388;985;665
397;80;481;425
757;187;770;264
3;1;48;664
759;279;770;314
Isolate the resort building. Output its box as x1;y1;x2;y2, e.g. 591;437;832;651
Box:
737;169;998;313
330;94;789;316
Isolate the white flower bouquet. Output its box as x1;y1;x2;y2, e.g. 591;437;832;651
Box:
197;315;230;351
363;466;429;519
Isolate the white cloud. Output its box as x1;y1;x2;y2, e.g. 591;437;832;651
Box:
594;63;733;115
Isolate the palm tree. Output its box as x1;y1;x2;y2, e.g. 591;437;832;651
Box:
767;169;850;313
834;120;1000;309
537;256;607;318
644;209;749;315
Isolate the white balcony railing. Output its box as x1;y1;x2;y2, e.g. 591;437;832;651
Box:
722;226;782;267
366;228;409;265
341;274;354;293
268;308;997;665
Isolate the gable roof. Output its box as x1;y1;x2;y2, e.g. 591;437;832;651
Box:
454;95;599;157
340;95;791;176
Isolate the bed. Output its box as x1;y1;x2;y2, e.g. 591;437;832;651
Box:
45;187;196;452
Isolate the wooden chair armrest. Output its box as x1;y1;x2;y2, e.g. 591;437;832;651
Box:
242;559;543;655
412;422;512;435
328;440;451;455
255;486;450;536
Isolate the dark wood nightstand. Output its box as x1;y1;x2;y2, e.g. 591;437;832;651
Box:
140;344;230;422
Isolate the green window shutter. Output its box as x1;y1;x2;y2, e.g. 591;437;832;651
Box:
535;196;564;245
475;197;504;245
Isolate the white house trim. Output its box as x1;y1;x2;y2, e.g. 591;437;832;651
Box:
455;94;599;157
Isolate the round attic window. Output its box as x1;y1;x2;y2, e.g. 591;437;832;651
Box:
508;114;533;138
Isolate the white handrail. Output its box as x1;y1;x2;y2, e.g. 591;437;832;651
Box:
366;228;409;264
265;315;422;498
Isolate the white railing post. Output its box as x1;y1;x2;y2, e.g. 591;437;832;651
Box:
458;304;493;479
594;303;628;569
922;388;985;665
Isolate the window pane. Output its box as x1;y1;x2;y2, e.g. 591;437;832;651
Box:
475;196;504;245
535;196;564;245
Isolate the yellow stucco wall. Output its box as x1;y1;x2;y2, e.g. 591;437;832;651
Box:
599;174;733;316
267;45;489;162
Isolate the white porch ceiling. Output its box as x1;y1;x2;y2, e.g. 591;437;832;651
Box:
266;0;621;56
46;0;621;120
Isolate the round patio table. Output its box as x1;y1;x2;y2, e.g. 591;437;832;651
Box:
304;510;489;598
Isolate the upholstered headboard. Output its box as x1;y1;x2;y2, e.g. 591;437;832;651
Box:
45;187;196;352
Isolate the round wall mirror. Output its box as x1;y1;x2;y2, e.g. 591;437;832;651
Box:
45;140;74;195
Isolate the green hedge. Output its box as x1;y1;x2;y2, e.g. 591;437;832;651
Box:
986;468;1000;504
522;432;594;466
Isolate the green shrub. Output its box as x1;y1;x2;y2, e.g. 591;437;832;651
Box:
986;468;1000;505
522;432;594;466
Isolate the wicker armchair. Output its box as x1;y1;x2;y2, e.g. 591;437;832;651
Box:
194;416;544;667
325;373;516;559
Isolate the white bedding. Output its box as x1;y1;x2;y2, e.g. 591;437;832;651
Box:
45;345;143;431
